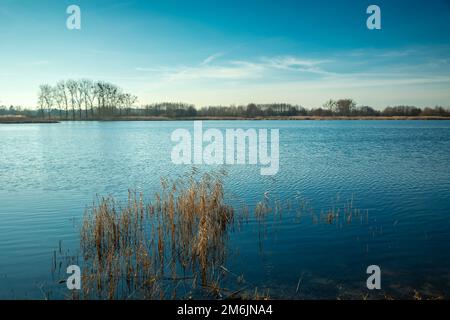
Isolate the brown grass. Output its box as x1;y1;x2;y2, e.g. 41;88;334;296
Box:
77;170;238;299
0;115;59;123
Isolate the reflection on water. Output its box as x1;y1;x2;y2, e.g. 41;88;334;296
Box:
1;120;450;299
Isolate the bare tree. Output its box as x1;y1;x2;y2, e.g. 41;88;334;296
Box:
37;89;46;118
52;86;63;119
56;81;69;119
335;99;356;116
104;82;119;116
66;80;78;120
117;93;126;116
78;79;93;119
123;93;138;115
94;81;107;116
38;84;53;119
323;99;337;113
75;82;85;119
79;79;94;119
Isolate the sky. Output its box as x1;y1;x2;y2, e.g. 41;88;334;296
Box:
0;0;450;109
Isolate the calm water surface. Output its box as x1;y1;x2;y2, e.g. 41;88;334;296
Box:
1;120;450;299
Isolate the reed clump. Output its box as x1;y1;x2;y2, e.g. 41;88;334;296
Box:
79;171;236;299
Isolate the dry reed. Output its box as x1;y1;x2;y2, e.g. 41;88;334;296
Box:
78;171;236;299
54;170;370;300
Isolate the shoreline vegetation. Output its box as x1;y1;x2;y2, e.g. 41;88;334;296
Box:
1;79;449;123
2;115;450;124
0;115;59;123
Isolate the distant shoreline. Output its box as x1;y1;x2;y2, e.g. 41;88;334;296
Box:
0;117;59;124
94;115;450;121
2;115;450;124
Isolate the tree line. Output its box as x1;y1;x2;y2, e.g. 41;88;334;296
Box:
1;93;449;119
140;99;450;118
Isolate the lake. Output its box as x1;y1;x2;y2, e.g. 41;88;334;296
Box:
1;120;450;299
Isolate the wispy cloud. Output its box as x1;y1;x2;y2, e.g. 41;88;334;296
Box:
201;52;225;65
156;62;264;81
136;55;332;82
261;56;329;68
259;56;333;75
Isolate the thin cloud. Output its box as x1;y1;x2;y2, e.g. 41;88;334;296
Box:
201;52;225;65
137;55;333;82
164;63;264;81
261;56;329;68
259;56;333;75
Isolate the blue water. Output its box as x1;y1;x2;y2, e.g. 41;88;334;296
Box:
1;120;450;299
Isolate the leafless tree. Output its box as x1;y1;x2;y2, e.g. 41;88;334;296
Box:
38;84;53;119
52;86;63;119
75;83;85;119
55;81;69;119
123;93;138;115
66;80;78;120
79;79;94;119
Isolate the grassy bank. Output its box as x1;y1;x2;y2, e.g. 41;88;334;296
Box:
0;115;59;124
91;115;450;121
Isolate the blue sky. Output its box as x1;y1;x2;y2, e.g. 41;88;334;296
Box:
1;0;450;108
